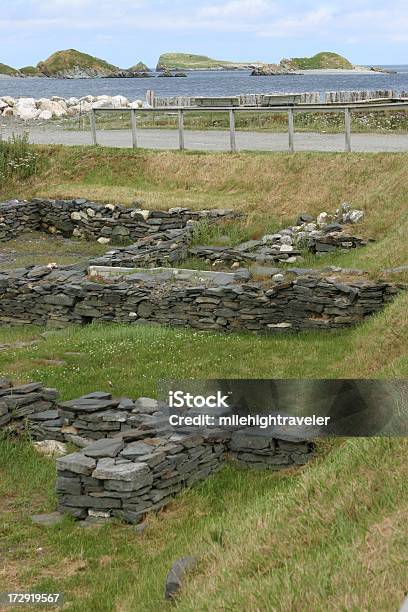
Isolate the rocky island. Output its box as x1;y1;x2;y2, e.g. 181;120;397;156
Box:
251;52;354;75
0;49;153;79
156;52;260;71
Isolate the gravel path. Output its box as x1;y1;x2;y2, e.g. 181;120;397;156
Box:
1;125;408;152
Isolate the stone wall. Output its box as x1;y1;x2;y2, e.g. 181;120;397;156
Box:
0;265;398;331
1;379;315;523
0;379;58;432
0;200;40;242
0;198;236;245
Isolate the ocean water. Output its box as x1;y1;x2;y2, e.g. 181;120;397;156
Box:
0;66;408;100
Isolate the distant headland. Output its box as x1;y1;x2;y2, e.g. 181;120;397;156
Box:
0;49;394;79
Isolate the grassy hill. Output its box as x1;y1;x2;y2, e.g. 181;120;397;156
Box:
0;62;20;76
36;49;120;77
156;52;255;70
129;61;151;72
291;51;353;70
19;65;42;76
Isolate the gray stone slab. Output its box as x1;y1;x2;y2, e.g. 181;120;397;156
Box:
83;438;124;458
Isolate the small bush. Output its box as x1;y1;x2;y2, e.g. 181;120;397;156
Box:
0;133;41;182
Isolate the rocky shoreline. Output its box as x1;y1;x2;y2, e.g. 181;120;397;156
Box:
0;94;146;120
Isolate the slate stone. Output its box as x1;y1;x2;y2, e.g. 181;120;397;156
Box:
120;441;155;459
92;458;151;482
57;452;96;475
83;438;124;458
165;557;198;600
31;512;64;526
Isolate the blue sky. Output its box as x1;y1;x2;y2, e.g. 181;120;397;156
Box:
1;0;407;68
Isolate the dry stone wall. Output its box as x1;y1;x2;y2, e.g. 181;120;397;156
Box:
0;265;398;331
0;198;237;244
1;379;315;523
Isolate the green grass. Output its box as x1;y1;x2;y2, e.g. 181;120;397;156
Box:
0;232;109;270
0;145;407;610
1;434;408;611
67;108;408;135
1;287;407;398
0;62;20;76
156;52;252;70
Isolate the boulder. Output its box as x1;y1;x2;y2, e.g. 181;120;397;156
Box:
1;96;15;106
38;110;52;120
13;98;39;120
111;95;129;108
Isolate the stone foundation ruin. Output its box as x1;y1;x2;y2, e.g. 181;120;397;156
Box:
0;197;401;333
1;379;315;524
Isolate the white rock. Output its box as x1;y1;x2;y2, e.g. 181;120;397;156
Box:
14;98;39;120
38;110;52;120
317;213;328;227
71;211;82;220
2;107;13;117
80;95;94;103
93;97;114;109
33;440;68;457
86;208;96;217
2;96;15;106
262;234;280;243
111;95;129;108
105;203;115;211
97;237;111;244
347;210;364;224
129;100;143;109
280;245;294;253
280;235;292;246
66;97;80;107
0;100;8;110
267;322;292;329
272;273;285;282
72;228;83;237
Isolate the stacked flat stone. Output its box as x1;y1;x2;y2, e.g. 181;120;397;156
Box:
58;392;170;442
229;429;314;469
0;380;58;434
0;198;238;244
57;428;229;523
0;200;40;241
0;263;399;331
190;205;368;266
90;228;192;267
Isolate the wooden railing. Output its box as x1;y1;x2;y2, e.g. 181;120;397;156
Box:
89;101;408;153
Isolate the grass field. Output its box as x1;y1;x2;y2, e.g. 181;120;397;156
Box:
0;144;407;610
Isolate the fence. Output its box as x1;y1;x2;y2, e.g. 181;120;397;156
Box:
89;101;408;153
149;89;407;108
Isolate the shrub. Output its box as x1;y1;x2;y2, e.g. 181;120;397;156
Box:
0;133;41;182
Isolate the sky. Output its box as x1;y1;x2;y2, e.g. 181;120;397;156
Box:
1;0;407;68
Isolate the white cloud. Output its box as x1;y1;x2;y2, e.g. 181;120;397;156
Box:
199;0;272;19
2;0;408;46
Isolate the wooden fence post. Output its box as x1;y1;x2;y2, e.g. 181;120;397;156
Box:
229;109;237;153
90;109;97;146
344;107;352;152
288;108;295;153
178;110;185;151
131;109;138;149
